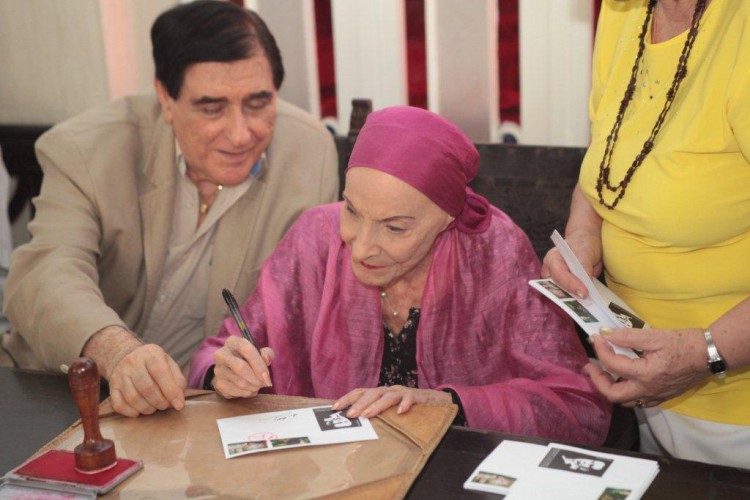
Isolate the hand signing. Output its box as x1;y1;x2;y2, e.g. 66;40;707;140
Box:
332;386;451;419
585;327;710;408
212;335;274;399
108;343;187;417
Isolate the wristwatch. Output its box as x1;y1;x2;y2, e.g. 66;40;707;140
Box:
703;330;727;378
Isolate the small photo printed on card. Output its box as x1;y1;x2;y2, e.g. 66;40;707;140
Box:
536;280;573;300
598;487;632;500
470;471;516;489
313;407;363;431
270;436;311;448
227;440;268;456
538;447;613;477
608;302;645;329
563;301;600;323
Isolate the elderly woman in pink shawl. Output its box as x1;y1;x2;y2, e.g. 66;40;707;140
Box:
188;106;610;444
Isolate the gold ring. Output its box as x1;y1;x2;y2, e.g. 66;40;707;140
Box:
635;399;645;408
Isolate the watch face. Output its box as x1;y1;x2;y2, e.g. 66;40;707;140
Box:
709;358;727;374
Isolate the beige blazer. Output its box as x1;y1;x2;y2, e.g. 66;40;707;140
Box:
2;95;339;372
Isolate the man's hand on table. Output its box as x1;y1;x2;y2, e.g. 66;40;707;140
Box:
82;326;186;417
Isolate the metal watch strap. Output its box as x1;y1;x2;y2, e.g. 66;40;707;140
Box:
703;330;727;378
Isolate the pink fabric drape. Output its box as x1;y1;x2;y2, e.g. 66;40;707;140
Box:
189;204;610;444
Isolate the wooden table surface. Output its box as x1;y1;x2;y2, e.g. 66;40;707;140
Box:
2;367;749;498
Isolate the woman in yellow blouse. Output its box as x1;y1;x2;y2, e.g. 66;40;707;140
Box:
543;0;750;468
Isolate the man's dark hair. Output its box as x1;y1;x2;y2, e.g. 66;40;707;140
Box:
151;0;284;98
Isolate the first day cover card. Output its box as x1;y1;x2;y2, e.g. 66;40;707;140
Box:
216;406;378;459
464;440;659;499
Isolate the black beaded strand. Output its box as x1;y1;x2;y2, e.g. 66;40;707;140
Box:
596;0;708;210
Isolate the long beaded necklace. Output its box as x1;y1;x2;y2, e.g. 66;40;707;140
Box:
596;0;708;210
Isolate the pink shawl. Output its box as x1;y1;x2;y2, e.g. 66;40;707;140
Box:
189;204;610;444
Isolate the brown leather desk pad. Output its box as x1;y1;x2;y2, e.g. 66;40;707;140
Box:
37;390;457;498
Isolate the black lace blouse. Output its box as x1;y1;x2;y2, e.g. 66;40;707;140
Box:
378;308;420;388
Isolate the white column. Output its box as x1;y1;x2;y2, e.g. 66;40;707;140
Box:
519;0;594;147
99;0;174;100
255;0;320;117
330;0;407;134
425;0;499;142
425;0;498;142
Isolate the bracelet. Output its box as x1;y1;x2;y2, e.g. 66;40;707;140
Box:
704;330;727;378
442;388;467;426
203;365;216;390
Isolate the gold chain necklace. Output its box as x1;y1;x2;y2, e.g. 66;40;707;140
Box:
198;184;223;215
596;0;707;210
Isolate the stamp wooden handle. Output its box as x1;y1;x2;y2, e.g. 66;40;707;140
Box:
68;357;117;473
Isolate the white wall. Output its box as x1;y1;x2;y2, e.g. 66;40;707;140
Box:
0;0;172;125
0;0;110;124
99;0;173;100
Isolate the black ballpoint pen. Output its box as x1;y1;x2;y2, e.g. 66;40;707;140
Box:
221;288;259;349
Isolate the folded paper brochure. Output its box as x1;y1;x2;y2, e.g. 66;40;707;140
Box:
529;230;647;359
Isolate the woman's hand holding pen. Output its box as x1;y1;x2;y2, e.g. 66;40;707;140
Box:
212;335;275;399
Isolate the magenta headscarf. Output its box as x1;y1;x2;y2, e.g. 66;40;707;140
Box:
346;106;491;233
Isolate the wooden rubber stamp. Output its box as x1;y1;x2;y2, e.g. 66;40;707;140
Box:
68;357;117;474
8;357;143;494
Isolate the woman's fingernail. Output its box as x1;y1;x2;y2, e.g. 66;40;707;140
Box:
331;402;340;410
262;373;273;387
600;327;614;335
576;290;586;299
587;336;595;345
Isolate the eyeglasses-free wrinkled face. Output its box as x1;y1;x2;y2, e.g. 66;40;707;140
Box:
340;167;453;289
155;55;277;187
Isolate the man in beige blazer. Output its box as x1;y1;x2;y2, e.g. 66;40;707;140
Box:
2;1;338;417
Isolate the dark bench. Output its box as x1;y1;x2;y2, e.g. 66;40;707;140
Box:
0;125;48;225
2;123;637;452
471;144;582;259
